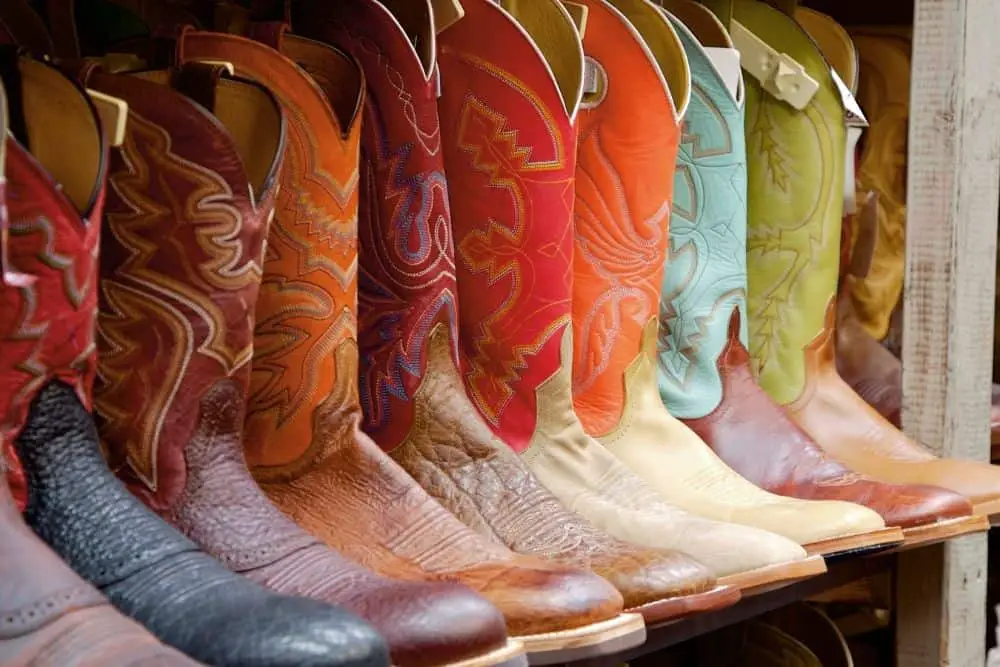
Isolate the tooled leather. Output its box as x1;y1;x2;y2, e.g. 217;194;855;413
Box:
846;31;909;342
0;472;196;665
786;302;1000;509
17;383;388;667
437;0;812;579
297;0;717;613
392;324;716;605
571;0;677;438
91;72;310;572
437;0;578;453
181;26;623;638
686;309;972;528
658;17;748;421
740;0;845;407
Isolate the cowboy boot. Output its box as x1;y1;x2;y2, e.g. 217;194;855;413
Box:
0;75;196;667
436;0;827;593
552;0;889;558
84;57;515;667
736;0;999;524
287;0;739;629
3;52;385;667
1;462;200;666
835;28;1000;441
172;26;643;665
653;0;970;543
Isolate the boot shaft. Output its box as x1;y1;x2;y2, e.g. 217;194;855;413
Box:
92;64;284;508
570;0;685;437
0;55;105;488
738;0;846;406
657;8;748;420
292;0;462;449
437;0;583;451
175;28;366;475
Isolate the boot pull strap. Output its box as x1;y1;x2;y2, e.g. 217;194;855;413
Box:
246;20;289;51
171;60;234;114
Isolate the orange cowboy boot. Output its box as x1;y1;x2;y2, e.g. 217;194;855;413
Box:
437;0;829;593
736;0;998;524
174;24;648;664
652;0;972;546
288;0;740;627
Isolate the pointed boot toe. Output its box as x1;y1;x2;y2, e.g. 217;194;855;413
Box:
456;564;623;636
732;498;886;547
676;520;809;580
348;581;508;667
856;483;972;529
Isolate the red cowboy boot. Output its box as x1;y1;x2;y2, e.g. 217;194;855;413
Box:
0;70;196;667
3;51;383;667
288;0;739;630
173;24;644;663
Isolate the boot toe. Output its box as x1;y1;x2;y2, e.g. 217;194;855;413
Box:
453;563;623;636
870;483;972;528
672;520;806;578
736;499;885;545
209;595;389;667
352;581;508;667
589;549;715;609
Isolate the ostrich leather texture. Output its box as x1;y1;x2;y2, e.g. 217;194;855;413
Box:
290;0;730;618
658;11;969;529
3;56;387;667
738;3;1000;512
177;27;625;638
87;59;487;667
437;0;814;579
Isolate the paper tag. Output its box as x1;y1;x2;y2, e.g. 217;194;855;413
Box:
843;125;863;213
705;47;742;99
86;89;128;147
583;57;600;94
831;68;867;127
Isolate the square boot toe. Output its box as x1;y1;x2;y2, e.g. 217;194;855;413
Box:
347;581;509;667
447;564;624;636
732;500;886;545
587;550;716;608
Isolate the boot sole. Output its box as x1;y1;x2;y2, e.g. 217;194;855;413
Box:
972;497;1000;518
896;514;989;549
717;554;827;595
803;526;904;558
513;612;646;665
421;639;529;667
627;584;741;627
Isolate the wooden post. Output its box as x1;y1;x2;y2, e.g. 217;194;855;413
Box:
897;0;1000;665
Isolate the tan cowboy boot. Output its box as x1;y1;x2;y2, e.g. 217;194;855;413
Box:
437;0;827;593
174;24;649;665
559;0;890;557
737;0;997;525
288;0;740;628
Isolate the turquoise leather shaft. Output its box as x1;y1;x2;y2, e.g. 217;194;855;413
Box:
657;16;748;419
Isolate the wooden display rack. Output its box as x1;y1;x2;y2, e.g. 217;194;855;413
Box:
556;0;1000;664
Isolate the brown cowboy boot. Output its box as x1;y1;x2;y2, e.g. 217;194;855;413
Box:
172;25;642;665
286;0;739;629
0;71;197;667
